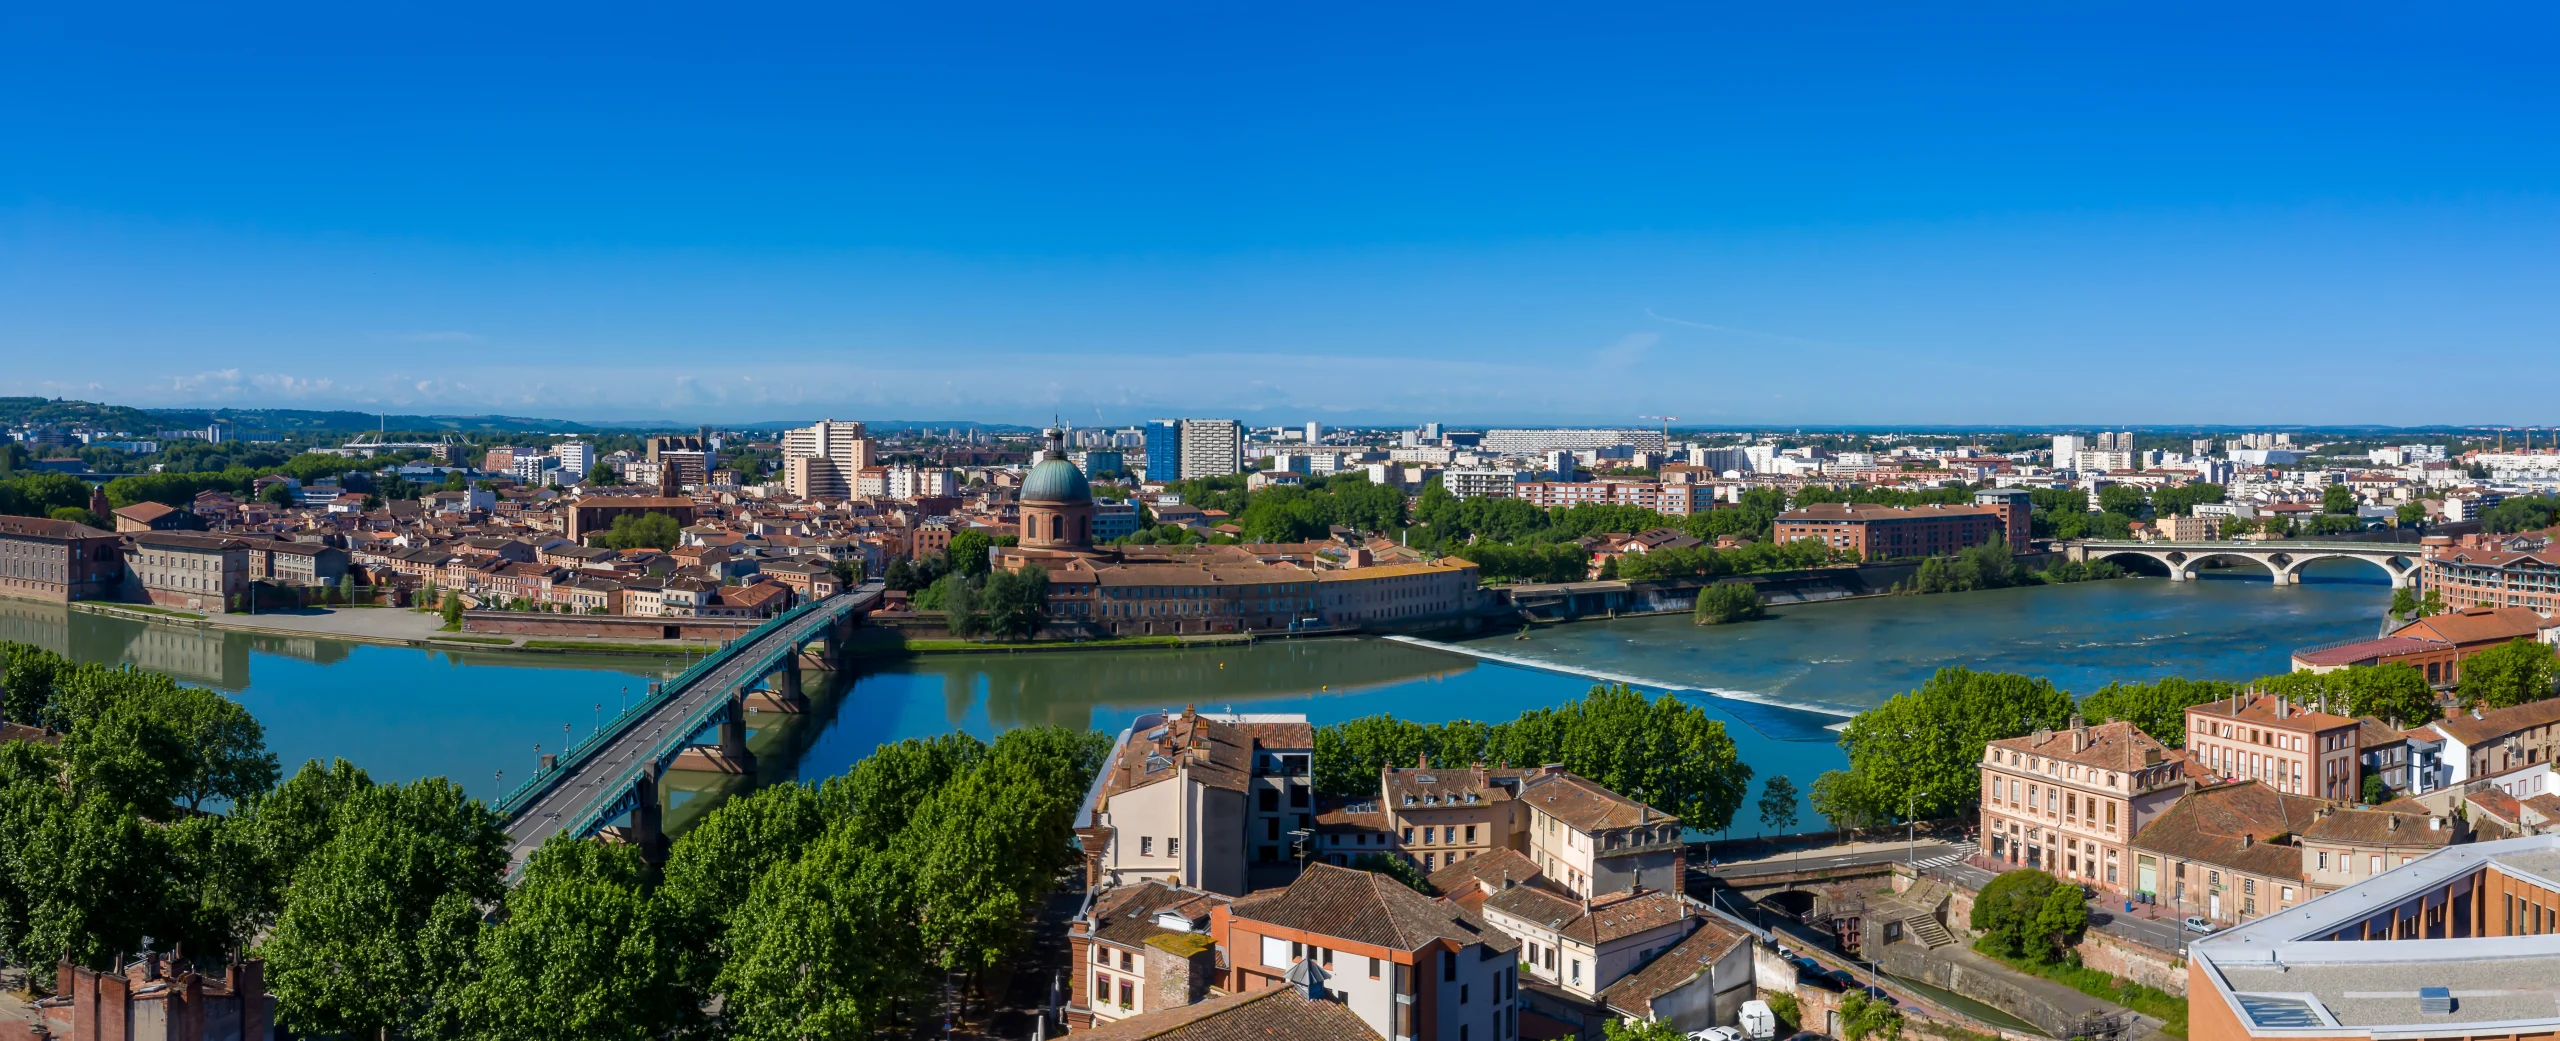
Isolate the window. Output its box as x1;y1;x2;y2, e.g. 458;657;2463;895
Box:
1444;950;1458;982
1370;956;1382;979
1570;959;1581;984
1168;838;1179;856
1121;950;1133;970
1402;827;1414;844
2369;856;2380;875
1461;984;1471;1005
2318;852;2328;871
1466;824;1478;844
1444;826;1457;845
1263;936;1293;968
1140;837;1153;856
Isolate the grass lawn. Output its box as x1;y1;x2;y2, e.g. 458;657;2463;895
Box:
103;603;205;620
428;636;515;645
1991;951;2187;1038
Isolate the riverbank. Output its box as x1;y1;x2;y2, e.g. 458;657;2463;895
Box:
66;599;725;656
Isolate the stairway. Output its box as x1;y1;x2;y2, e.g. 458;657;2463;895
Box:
1900;876;1956;949
1905;914;1957;949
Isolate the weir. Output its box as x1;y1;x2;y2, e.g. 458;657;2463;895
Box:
1380;633;1860;719
493;582;882;874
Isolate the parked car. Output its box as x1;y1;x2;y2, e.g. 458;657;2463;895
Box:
1797;967;1846;991
1850;983;1897;1004
1688;1028;1743;1041
2183;915;2218;933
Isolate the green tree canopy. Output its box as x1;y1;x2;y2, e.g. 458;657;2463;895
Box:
2076;676;2238;747
2457;638;2558;712
453;836;688;1041
1818;668;2073;826
1694;582;1766;625
592;511;681;550
1969;868;2089;964
946;530;995;577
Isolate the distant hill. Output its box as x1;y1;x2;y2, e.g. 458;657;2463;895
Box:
0;397;1046;438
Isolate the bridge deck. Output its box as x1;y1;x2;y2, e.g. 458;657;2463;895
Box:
2077;539;2422;553
496;582;880;871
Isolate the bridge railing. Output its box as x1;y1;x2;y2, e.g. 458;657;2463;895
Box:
488;593;845;818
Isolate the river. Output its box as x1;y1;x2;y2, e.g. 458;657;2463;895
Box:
0;559;2394;833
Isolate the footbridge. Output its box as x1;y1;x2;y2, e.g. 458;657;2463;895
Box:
2067;540;2423;588
493;581;883;873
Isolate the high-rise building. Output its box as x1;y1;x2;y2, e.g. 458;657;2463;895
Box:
1302;421;1320;444
554;441;594;479
781;419;873;470
2052;434;2087;466
1178;419;1244;479
784;455;847;500
1141;420;1182;482
1479;428;1667;455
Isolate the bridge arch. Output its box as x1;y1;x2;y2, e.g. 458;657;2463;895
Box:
2088;548;2180;578
2279;550;2420;589
2177;551;2288;584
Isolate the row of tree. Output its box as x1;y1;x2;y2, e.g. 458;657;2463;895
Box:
3;639;1119;1040
1309;684;1752;832
911;566;1053;640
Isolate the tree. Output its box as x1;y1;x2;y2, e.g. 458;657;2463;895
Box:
2332;664;2439;726
1694;582;1765;625
2396;502;2427;528
1969;868;2087;964
716;824;921;1041
1757;775;1799;838
585;462;620;486
160;684;282;811
593;511;680;550
946;530;995;577
47;506;103;528
261;482;299;507
442;594;465;628
1810;769;1890;833
453;836;686;1041
2362;771;2390;806
1;642;65;726
2076;677;2238;747
1604;1017;1689;1041
979;565;1049;640
2323;484;2356;514
2096;485;2149;518
1840;990;1905;1041
2456;638;2559;712
260;778;507;1040
1830;668;2071;820
1351;852;1434;893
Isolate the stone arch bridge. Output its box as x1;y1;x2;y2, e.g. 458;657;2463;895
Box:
2065;539;2423;588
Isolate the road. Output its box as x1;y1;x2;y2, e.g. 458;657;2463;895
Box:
498;585;877;871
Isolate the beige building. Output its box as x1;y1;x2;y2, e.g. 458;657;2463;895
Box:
2131;779;2321;927
1979;718;2190;894
1317;558;1485;628
129;532;255;613
1214;863;1521;1041
1067;879;1232;1029
2186;693;2363;801
783;454;848;501
2296;804;2463;898
1076;708;1317;896
2154;513;2219;541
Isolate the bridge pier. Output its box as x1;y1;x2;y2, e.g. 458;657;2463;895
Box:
629;764;668;866
671;692;759;774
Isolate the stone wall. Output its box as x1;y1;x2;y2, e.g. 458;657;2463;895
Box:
2074;927;2185;997
461;612;766;641
1874;945;2086;1039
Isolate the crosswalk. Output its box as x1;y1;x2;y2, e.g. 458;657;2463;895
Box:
1909;850;1969;870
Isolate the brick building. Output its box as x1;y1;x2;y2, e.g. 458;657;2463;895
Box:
129;532;255;612
2421;530;2560;616
1212;863;1522;1041
0;515;124;604
1773;501;2020;560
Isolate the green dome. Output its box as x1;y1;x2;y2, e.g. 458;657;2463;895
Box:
1021;458;1091;504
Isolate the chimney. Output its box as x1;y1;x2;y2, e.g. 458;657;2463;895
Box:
2430;816;2444;831
2388;815;2401;833
1418;753;1430;771
2243;833;2255;848
2034;726;2052;746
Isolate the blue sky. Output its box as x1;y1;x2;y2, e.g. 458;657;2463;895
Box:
4;3;2556;426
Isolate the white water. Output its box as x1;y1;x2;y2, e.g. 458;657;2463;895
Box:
1381;634;1860;720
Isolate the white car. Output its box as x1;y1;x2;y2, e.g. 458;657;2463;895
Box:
1689;1029;1743;1041
2183;915;2217;933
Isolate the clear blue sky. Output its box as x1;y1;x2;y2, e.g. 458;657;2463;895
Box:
4;3;2556;427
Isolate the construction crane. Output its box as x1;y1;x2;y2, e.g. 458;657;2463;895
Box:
1637;415;1680;450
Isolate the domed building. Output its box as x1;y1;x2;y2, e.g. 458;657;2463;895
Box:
1019;428;1096;550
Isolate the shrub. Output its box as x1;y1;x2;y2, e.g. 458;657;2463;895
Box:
1694;582;1766;625
1970;868;2088;964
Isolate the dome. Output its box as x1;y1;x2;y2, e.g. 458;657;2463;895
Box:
1021;458;1092;504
